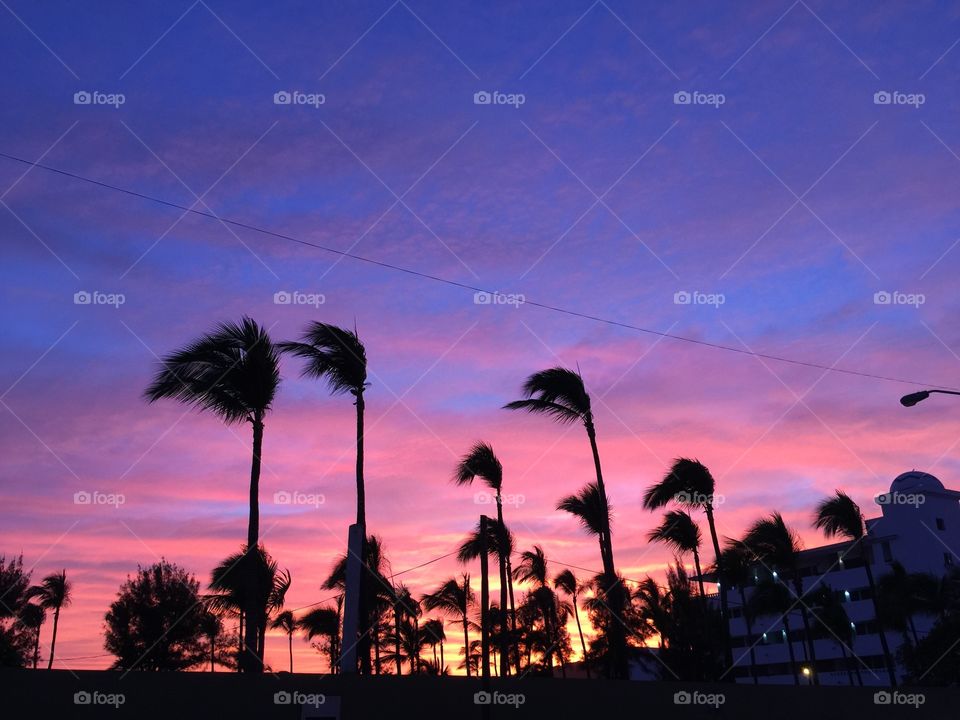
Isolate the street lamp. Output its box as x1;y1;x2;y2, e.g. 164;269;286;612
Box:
900;389;960;407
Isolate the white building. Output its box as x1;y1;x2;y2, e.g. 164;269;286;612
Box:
722;471;960;685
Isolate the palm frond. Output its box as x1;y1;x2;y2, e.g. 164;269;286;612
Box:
503;367;591;424
556;482;609;537
452;441;503;490
278;322;366;396
813;490;864;540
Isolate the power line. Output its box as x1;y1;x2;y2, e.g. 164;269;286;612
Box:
1;150;955;391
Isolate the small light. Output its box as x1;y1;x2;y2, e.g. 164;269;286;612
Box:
773;571;779;579
844;590;851;600
802;667;811;677
850;622;856;630
781;628;787;638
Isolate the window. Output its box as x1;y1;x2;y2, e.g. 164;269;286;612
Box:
937;518;946;531
882;541;893;563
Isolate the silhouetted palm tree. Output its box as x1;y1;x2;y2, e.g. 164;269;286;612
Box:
718;543;757;683
145;317;280;672
643;458;730;666
422;576;474;676
810;585;861;686
813;490;896;686
513;546;563;675
299;605;341;672
557;482;609;570
554;568;590;678
17;602;45;669
747;577;800;685
648;510;707;601
742;513;818;683
877;561;932;650
26;570;71;669
453;441;517;675
280;322;370;672
271;610;297;672
422;618;446;673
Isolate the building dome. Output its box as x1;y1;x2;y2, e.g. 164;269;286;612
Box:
890;470;944;494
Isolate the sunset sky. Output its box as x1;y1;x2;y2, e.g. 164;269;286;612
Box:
2;0;960;673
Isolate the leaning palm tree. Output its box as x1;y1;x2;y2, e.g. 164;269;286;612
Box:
643;458;730;666
26;570;71;669
298;606;342;673
648;510;707;601
271;610;297;672
280;322;370;672
145;317;280;673
742;513;818;684
453;441;517;675
813;490;897;686
422;576;474;677
554;568;590;678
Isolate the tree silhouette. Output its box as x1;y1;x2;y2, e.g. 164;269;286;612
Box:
26;570;71;670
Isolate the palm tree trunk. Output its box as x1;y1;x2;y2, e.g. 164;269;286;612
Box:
692;549;707;602
237;609;244;671
738;587;758;685
704;503;732;670
33;626;41;669
243;415;265;673
440;639;445;674
783;617;799;685
794;578;819;685
46;606;60;670
373;621;381;674
908;615;919;647
354;391;372;676
495;495;510;676
863;556;897;686
572;594;591;678
394;608;402;675
506;557;520;674
289;632;294;673
210;636;215;672
462;615;471;677
583;417;614;574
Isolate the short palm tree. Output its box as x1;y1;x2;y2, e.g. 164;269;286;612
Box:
145;316;280;672
271;610;297;672
717;543;757;683
453;441;517;675
742;513;818;683
554;568;590;678
421;618;446;672
747;577;800;685
813;490;896;686
280;322;370;672
809;585;861;686
18;602;45;669
648;510;706;600
298;606;342;673
422;576;474;677
643;458;730;665
26;570;71;669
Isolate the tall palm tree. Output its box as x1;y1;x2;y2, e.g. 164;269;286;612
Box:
299;606;342;673
813;490;897;686
280;322;370;672
17;602;45;669
554;568;590;678
742;513;818;684
26;570;71;670
648;510;706;601
422;576;474;677
453;441;516;675
747;578;800;685
271;610;297;672
643;458;730;666
145;316;280;673
718;543;757;683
